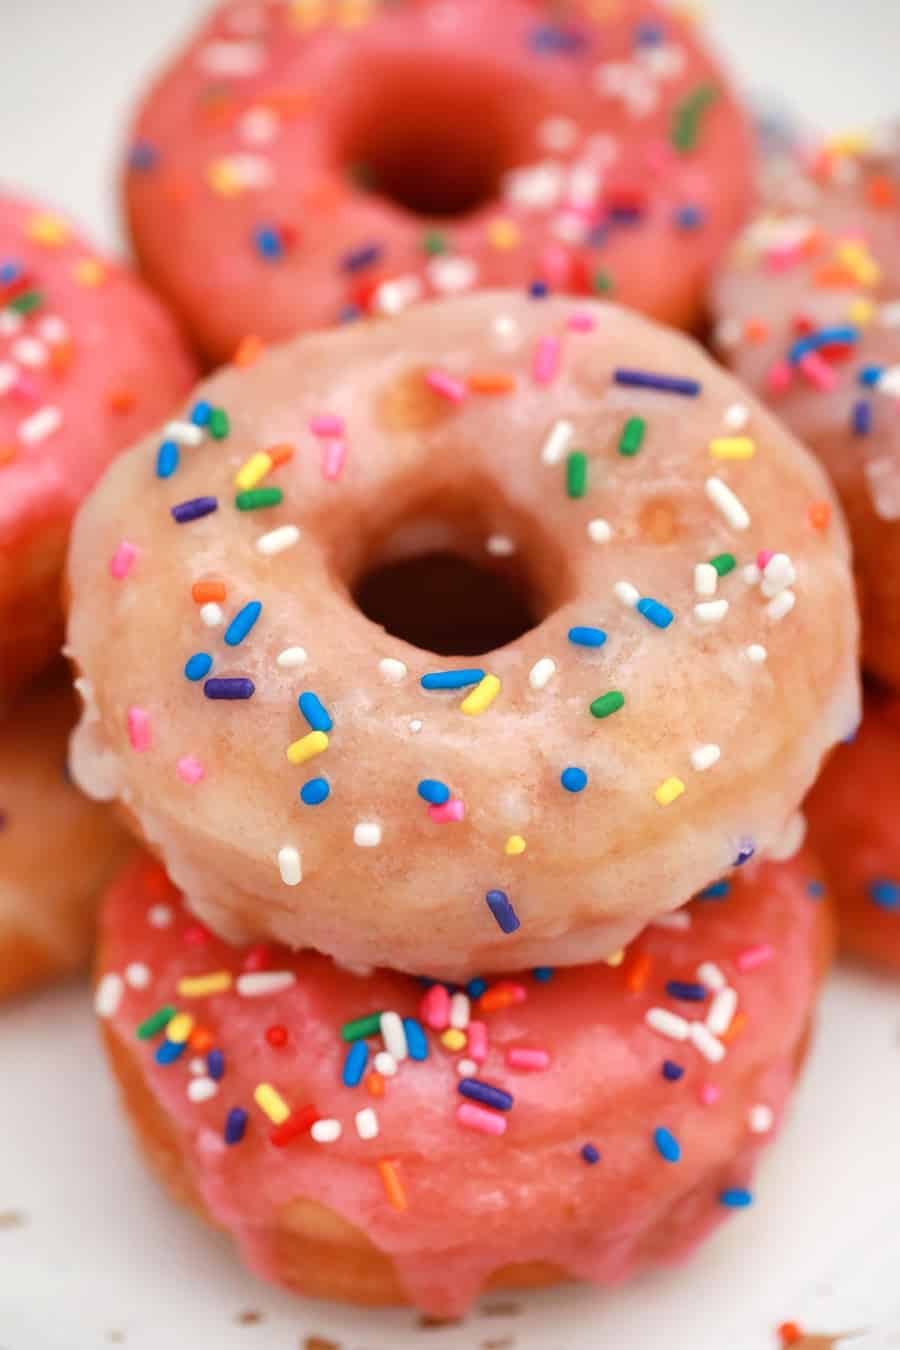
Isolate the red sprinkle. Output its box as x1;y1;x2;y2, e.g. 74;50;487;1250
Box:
265;1024;288;1048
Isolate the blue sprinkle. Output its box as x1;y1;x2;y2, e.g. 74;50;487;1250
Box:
588;223;611;249
665;980;707;1002
654;1127;680;1163
403;1018;429;1062
128;141;158;171
852;400;872;435
614;369;701;397
609;204;643;225
300;777;330;806
788;326;859;365
807;880;825;900
719;1187;753;1208
532;967;555;983
458;1078;514;1112
529;280;550;298
155;1039;185;1066
561;766;588;793
224;600;262;647
156;439;179;478
224;1107;247;1145
637;597;674;629
204;677;255;700
581;1143;601;1165
662;1060;684;1081
421;668;485;690
171;496;217;524
868;879;900;910
207;1049;225;1081
341;242;383;273
486;889;520;934
253;225;284;260
0;261;22;285
298;691;333;732
338;304;362;324
674;204;705;230
466;977;488;999
527;23;587;54
190;401;212;427
859;364;884;387
636;20;665;44
184;652;213;682
342;1040;369;1087
568;625;608;648
734;841;755;866
417;778;450;806
698;880;730;900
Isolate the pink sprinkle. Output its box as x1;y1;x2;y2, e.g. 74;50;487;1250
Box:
506;1047;550;1071
798;350;837;391
567;310;596;332
756;549;775;570
765;360;793;396
13;373;40;402
699;1082;720;1106
420;984;450;1031
109;540;138;580
456;1102;506;1136
176;755;205;784
532;334;561;385
428;798;464;824
736;943;774;972
764;242;805;273
127;706;151;752
425;369;467;403
321;437;346;481
309;413;344;437
539;242;571;290
467;1020;488;1064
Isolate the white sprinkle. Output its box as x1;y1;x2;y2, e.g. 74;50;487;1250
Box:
18;405;62;445
311;1118;342;1143
690;1022;726;1063
354;822;382;848
877;365;900;398
374;275;423;315
456;1058;478;1077
486;534;515;557
277;646;308;669
694;599;729;624
188;1076;219;1104
13;337;47;367
449;993;471;1031
189;1058;206;1077
38;315;67;344
746;643;768;663
125;962;150;989
0;310;22;337
355;1108;379;1140
651;910;692;931
696;961;726;992
706;986;738;1037
374;1051;398;1077
539;115;578;152
760;553;796;598
492;315;520;348
723;402;750;431
694;563;718;596
277;846;302;886
768;810;807;862
378;657;407;684
148;904;174;928
426;255;478;295
645;1007;690;1041
198;38;264;77
587;518;612;543
614;580;641;608
540;418;574;465
742;563;761;586
766;589;796;622
705;476;750;530
237;971;296;996
503;160;565;211
238;105;280;146
163;420;205;446
409;718;423;734
94;973;124;1018
691;743;721;772
0;362;16;395
529;657;556;690
880;302;900;330
748;1103;774;1134
257;524;301;556
379;1011;408;1062
200;602;224;628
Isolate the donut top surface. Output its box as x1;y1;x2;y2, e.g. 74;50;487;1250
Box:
96;849;830;1315
124;0;754;358
68;292;858;977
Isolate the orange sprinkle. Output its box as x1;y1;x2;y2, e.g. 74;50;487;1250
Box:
107;387;137;415
49;342;74;375
366;1072;385;1098
778;1324;803;1347
624;951;653;994
267;442;295;467
478;987;517;1015
262;89;314;119
467;371;516;395
813;262;857;289
377;1159;407;1212
808;500;832;531
721;1011;747;1044
0;444;16;466
188;1026;214;1053
865;174;898;210
744;317;769;344
233;334;265;368
191;580;227;604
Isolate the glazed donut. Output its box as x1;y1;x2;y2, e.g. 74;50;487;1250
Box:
0;192;197;698
0;673;129;1000
123;0;755;363
806;691;900;971
66;292;858;978
96;847;832;1315
710;129;900;687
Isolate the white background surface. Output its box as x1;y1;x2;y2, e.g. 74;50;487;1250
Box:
1;2;900;1348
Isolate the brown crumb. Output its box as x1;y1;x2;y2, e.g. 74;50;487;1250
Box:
0;1210;27;1230
303;1338;340;1350
481;1301;522;1318
481;1339;515;1349
235;1309;264;1326
417;1314;461;1330
106;1333;126;1345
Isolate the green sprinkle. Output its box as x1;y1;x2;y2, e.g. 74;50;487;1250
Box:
341;1012;384;1043
422;231;448;256
709;552;736;577
236;487;283;511
591;270;614;294
209;407;230;440
136;1005;176;1040
671;84;719;153
618;416;646;457
590;690;625;719
567;451;588;499
9;290;43;315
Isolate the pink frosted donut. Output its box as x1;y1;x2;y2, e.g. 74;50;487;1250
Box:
96;847;831;1314
806;691;900;972
710;129;900;687
0;193;197;699
123;0;755;363
67;292;858;978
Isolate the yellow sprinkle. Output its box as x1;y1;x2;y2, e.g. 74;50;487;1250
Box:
206;159;242;197
504;834;526;856
606;948;625;967
488;218;521;251
441;1029;467;1052
655;777;686;806
848;298;876;326
824;131;870;157
73;258;107;287
234;451;273;491
177;972;233;998
166;1012;195;1044
290;0;327;27
460;674;501;716
835;240;881;289
338;0;374;25
709;437;755;461
27;212;70;247
254;1083;291;1124
286;730;329;765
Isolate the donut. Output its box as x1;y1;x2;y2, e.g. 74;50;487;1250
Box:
806;691;900;971
66;291;859;978
710;129;900;687
95;847;832;1315
0;672;129;1000
0;192;197;699
122;0;756;364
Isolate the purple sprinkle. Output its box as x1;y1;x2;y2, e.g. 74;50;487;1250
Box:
224;1107;247;1145
204;677;255;700
458;1078;514;1112
581;1143;600;1164
613;369;701;397
486;889;520;934
171;496;218;524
